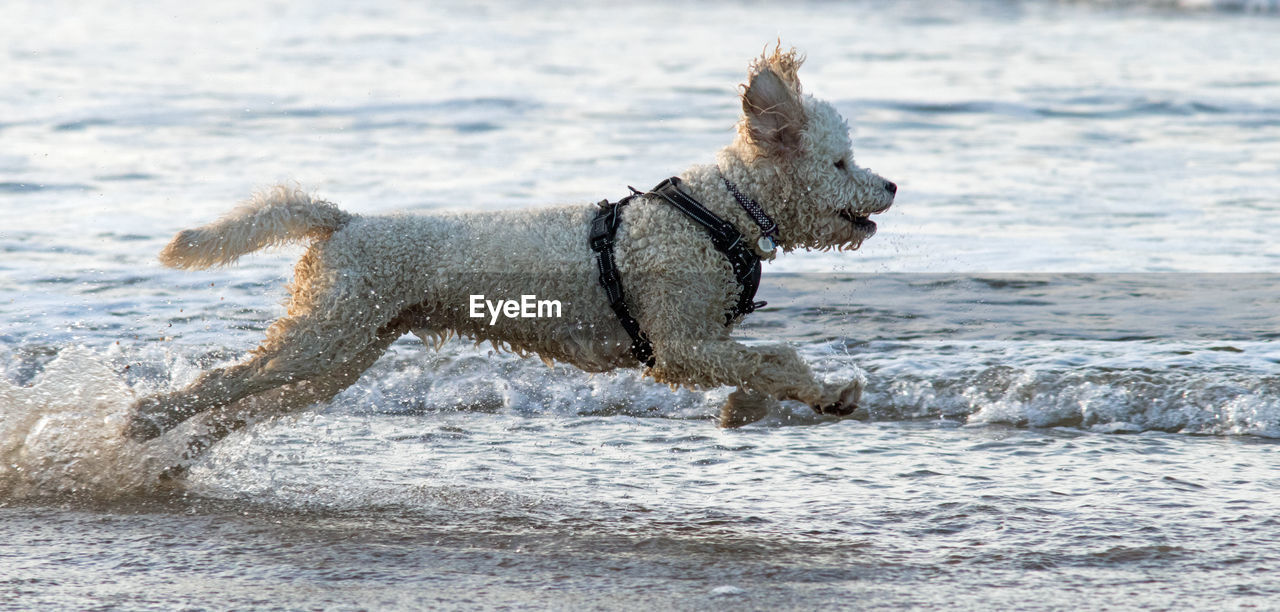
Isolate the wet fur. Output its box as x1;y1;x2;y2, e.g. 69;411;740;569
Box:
127;46;897;450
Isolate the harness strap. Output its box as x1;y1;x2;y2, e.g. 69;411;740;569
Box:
589;177;766;367
589;196;654;367
649;177;765;324
719;171;780;252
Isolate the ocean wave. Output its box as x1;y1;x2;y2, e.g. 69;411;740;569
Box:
869;365;1280;437
3;335;1278;502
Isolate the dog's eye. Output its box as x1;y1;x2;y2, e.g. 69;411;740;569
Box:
834;158;847;170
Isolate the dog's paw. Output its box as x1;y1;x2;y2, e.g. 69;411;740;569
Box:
124;396;169;442
810;379;863;418
124;394;194;442
720;388;777;428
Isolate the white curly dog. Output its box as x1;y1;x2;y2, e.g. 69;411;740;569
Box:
126;47;897;449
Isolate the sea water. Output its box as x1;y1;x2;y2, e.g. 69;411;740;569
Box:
2;0;1279;608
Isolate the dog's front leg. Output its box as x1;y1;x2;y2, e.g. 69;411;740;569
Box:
720;377;865;426
720;388;775;427
633;269;862;421
649;338;860;414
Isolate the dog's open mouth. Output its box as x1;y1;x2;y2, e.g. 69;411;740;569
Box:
839;209;877;233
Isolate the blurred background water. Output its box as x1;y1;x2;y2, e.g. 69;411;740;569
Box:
2;0;1279;609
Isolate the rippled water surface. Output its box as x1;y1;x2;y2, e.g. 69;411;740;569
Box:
3;0;1280;609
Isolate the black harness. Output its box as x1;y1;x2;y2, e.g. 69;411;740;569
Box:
589;176;768;367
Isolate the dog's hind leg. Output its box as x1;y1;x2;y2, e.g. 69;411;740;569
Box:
127;308;406;441
158;320;408;471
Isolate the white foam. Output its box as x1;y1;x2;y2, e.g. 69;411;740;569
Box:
0;347;187;500
958;364;1280;437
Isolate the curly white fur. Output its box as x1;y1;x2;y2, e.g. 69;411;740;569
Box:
159;186;351;270
127;45;897;448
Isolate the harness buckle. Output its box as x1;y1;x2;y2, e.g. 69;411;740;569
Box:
590;234;613;252
589;208;615;252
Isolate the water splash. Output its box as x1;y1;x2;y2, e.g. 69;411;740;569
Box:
0;347;188;500
4;342;1278;505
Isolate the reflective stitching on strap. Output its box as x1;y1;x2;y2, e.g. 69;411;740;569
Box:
720;173;778;239
719;169;779;250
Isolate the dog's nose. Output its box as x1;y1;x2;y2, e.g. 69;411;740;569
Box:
884;180;897;195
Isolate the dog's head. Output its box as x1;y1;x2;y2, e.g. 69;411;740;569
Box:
720;46;896;252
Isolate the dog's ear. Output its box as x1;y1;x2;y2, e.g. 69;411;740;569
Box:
741;46;806;157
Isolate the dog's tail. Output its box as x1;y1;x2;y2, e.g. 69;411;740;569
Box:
158;185;352;270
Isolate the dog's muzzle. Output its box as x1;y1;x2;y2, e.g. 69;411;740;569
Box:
839;209;877;235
